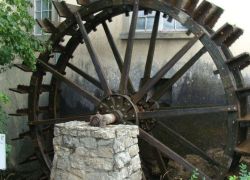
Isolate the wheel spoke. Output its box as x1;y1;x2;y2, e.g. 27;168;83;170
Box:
143;11;160;80
152;47;207;100
139;128;211;179
38;60;101;105
29;114;93;126
119;0;139;94
132;35;201;103
67;62;103;90
75;12;112;96
138;105;237;120
154;149;168;174
149;131;168;174
157;121;223;168
102;21;135;93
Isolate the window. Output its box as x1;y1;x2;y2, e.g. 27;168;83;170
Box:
162;18;187;32
136;11;187;32
34;0;52;35
136;11;156;31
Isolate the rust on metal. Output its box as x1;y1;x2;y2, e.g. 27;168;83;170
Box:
89;113;117;127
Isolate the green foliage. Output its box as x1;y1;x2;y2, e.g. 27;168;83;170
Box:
0;105;7;134
0;100;12;158
190;164;250;180
238;164;250;180
227;163;250;180
190;169;199;180
0;0;47;71
229;176;238;180
0;92;10;156
189;163;250;180
0;92;9;134
190;169;206;180
0;93;9;104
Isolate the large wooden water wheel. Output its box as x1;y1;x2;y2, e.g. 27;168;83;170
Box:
10;0;250;179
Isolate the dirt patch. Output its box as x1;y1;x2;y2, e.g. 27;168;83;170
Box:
162;148;231;179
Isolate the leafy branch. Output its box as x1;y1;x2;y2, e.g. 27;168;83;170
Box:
189;164;250;180
0;0;48;71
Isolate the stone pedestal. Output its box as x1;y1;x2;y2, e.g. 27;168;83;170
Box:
50;121;142;180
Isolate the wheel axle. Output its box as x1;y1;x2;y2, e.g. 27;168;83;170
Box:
89;112;117;127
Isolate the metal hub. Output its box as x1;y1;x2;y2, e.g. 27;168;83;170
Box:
97;94;139;124
95;95;158;131
138;99;159;131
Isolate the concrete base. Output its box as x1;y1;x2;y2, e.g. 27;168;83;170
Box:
50;121;142;180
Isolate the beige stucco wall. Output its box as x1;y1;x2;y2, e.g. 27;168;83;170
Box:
209;0;250;55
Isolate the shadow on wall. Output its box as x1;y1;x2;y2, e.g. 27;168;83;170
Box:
60;59;232;111
172;61;227;106
60;58;230;115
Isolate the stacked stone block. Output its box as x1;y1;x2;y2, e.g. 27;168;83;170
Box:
50;121;142;180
